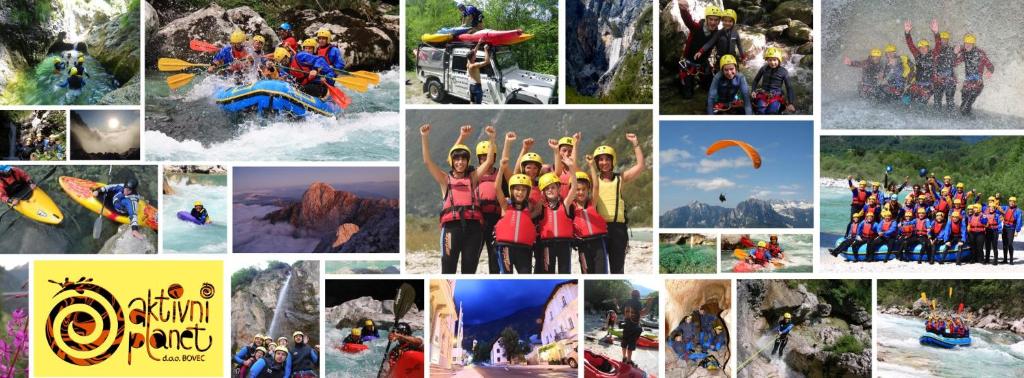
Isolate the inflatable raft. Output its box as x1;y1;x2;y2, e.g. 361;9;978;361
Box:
389;350;424;378
214;80;342;117
834;237;970;262
59;176;159;231
919;332;971;349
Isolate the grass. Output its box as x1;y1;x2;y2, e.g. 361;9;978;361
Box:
659;243;716;274
406;215;438;251
826;334;865;354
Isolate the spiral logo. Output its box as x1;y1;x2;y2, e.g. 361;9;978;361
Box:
200;283;216;299
45;278;125;366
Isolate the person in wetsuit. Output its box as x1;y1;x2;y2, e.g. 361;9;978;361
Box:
751;47;795;114
953;34;994;116
676;1;722;98
903;19;942;105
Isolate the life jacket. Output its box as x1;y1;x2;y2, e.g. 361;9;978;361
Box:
914;219;930;236
852;189;868;206
558;171;572;199
880;219;896;234
900;221;915;237
950;220;962;236
529;184;544;206
1004;207;1018;226
985;211;999;229
752;247;769;264
596;173;626;223
864;204;879;217
931;220;945;236
968;215;985;232
288;55;311;82
935;199;949;213
767;243;783;257
439;173;482;225
494;203;536;246
317;45;340;67
539;201;574;241
860;222;877;239
231;47;249;60
476;168;499;215
573;202;608;239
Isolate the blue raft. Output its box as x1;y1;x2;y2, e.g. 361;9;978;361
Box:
214;80;342;117
834;238;971;262
919;332;971;349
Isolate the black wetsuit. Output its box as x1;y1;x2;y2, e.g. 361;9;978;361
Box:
933;35;957;111
751;65;794;114
955;48;994;115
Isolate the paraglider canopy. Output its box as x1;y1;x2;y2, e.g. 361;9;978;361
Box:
706;139;761;169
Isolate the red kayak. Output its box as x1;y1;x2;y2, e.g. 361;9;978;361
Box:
389;350;424;378
584;350;656;378
732;260;768;273
337;342;368;353
637;336;658;349
456;29;523;45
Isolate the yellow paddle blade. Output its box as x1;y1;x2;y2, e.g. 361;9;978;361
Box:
167;73;196;90
336;76;369;93
158;58;209;72
733;248;749;260
349;70;380;84
772;260;784;268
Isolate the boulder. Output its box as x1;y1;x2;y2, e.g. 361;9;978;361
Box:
818;327;843;346
799;54;812;69
283;9;398;71
772;17;791;26
147;5;279;68
766;25;788;40
786;25;813;44
98;224;157;254
332;223;360;248
737;5;764;26
1010;318;1024;335
737;25;767;62
796;41;813;55
326;296;423;329
98;74;140;105
143;1;160;37
771;0;813;27
850;307;871;326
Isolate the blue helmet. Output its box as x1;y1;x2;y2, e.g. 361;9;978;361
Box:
918;168;928;177
0;165;11;173
280;22;291;31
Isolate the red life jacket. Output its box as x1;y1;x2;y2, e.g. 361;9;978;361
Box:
914;219;930;236
573;202;608;239
494;205;536;246
558;171;572;199
767;243;783;257
317;45;339;67
860;222;877;239
950;220;962;236
880;219;896;234
968;215;985;232
900;221;915;236
288;56;311;83
935;199;949;213
539;202;574;240
931;220;945;236
752;247;769;264
985;211;999;229
852;189;868;206
476;168;499;215
1004;207;1017;226
439;174;482;225
281;37;299;53
231;47;249;60
528;184;544;206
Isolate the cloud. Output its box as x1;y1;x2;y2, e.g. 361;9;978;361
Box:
695;157;750;173
71;122;140;153
671;178;736;191
661;148;692;162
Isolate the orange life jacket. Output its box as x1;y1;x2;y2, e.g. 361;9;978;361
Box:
914;219;930;236
968;215;985;232
539;202;574;240
985;211;999;230
573;202;608;239
860;222;877;239
950;220;962;236
476;168;499;215
900;221;915;236
852;189;868;206
931;220;945;236
494;204;535;246
1005;207;1018;226
439;174;482;225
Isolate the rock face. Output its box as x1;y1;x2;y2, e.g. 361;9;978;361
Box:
664;279;733;377
98;224;158;254
332;223;360;248
143;1;159;37
147;5;279;68
266;182;399;253
281;7;399;71
86;11;140;85
567;0;653;99
325;296;423;330
231;261;320;350
98;74;140;105
661;198;813;228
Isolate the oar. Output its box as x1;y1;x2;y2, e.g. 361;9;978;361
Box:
324;80;351;109
276;64;368;93
167;73;197;90
0;167;58;224
158;58;210;72
335;69;381;84
377;283;416;378
93;165;112;240
190;39;220;53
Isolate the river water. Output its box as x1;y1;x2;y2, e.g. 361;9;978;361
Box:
877;313;1024;378
162;174;227;253
0;51;118;105
721;234;813;273
324;327;424;378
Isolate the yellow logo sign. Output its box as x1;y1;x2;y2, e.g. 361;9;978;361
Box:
34;260;223;377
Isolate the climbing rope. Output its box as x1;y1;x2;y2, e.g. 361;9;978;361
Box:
736;336;776;371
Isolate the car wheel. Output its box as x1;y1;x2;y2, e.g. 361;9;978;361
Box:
427;79;446;102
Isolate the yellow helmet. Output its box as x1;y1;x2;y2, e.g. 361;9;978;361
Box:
256;346;268;354
538;172;560;191
916;207;927;214
935;211;945;217
475;140;492;156
939;31;950;40
757;241;767;247
69;67;79;76
764;47;783;60
784;313;792;319
365;319;374;326
447;144;472;166
988;196;996;202
884;44;897;53
302;38;317;48
293;331;304;337
871;181;880;187
722;9;737;21
78;56;85;63
273;47;292;61
593;145;616;163
950;211;961;219
858;180;867;187
575;171;591;183
719;54;737;69
275;346;289;354
917;39;930;48
230;30;247;44
316;28;332;39
557;136;575;148
852;211;862;219
194;201;203;207
508;174;532;192
881;210;892;218
869;48;882;57
964;34;976;44
253;35;266;44
520;152;543;167
704;6;721;18
352;328;362;336
1010;197;1018;202
956;182;964;189
953;198;962;204
254;333;265;341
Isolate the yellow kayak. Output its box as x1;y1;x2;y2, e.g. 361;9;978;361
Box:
421;33;453;43
6;187;63;224
58;176;159;231
507;33;534;45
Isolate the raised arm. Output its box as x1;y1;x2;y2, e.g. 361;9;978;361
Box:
474;125;497;178
562;157;579;210
587;154;600;199
548;138;562;174
495;157;509;212
500;131;516;181
419;124;448;189
904;20;919;57
621;133;646;183
453;124;473;146
514;138;535;174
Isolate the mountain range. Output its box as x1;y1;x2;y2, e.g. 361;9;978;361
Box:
461;304;544;353
660;198;813;228
264;182;399;253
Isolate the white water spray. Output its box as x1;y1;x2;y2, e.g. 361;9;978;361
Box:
267;271;293;338
5;122;16;159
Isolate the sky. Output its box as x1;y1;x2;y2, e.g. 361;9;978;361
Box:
660;121;813;212
630;278;661;296
454;279;572;325
71;110;140;153
233;167;399;191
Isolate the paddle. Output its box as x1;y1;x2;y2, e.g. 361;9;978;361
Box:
158;58;210;72
733;248;783;268
166;73;197;90
276;64;369;93
324;80;352;109
376;283;416;378
190;39;220;53
335;68;381;84
93;165;112;240
0;167;58;223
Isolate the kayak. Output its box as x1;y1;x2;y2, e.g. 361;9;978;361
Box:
919;332;971;349
361;335;379;342
176;211;208;225
58;176;159;231
637;336;658;348
456;29;523;45
337;342;368;353
506;33;534;45
214;79;342;117
732;260;770;272
437;26;471;36
389;350;424;378
6;187;63;224
420;33;452;43
584;350;656;378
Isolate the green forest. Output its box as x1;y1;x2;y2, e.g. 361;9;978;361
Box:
878;280;1024;319
821;136;1024;196
156;0;399;24
584;280;658;313
406;0;558;75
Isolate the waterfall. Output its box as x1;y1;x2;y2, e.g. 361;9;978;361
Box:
267;272;293;338
6;122;16;159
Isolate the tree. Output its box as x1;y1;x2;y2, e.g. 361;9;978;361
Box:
499;326;522;363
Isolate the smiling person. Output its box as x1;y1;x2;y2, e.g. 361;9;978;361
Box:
591;133;645;273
